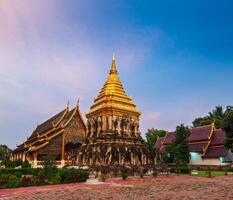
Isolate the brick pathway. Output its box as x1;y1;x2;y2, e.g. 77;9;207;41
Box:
1;175;233;200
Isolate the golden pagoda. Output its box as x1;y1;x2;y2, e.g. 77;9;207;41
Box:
76;55;148;167
86;54;140;119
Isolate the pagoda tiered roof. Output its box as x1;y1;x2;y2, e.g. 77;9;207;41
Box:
86;55;140;118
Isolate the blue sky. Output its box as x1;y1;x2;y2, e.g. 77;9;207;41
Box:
0;0;233;148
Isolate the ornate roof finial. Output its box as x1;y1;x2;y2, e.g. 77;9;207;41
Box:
110;53;117;74
77;98;80;107
67;100;70;108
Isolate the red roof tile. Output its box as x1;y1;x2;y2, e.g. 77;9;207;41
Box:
189;142;209;153
163;132;176;145
188;125;213;142
203;146;228;158
210;129;225;146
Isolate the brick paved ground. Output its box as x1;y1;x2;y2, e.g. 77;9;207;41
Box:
0;175;233;200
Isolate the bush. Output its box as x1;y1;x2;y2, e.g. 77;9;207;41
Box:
21;160;31;169
5;175;20;188
121;172;128;180
59;168;89;184
0;168;43;177
0;174;9;188
20;176;34;187
140;172;144;178
1;159;22;168
41;156;57;177
152;170;158;177
0;168;89;188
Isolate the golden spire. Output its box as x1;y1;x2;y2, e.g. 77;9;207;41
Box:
86;55;140;118
110;53;117;75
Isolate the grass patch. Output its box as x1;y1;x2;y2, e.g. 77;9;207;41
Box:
193;170;227;177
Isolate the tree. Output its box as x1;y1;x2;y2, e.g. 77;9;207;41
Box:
174;125;191;165
144;129;166;151
192;106;225;129
144;129;166;164
164;124;190;166
223;106;233;152
0;145;11;160
41;156;56;177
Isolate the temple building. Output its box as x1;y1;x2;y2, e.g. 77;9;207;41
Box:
76;55;148;166
11;104;86;168
155;123;233;166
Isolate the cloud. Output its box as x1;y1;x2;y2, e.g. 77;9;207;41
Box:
0;1;165;148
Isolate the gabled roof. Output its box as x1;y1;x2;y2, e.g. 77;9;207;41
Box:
163;132;176;145
209;129;225;146
203;146;229;158
28;107;69;140
13;105;85;153
202;129;228;159
189;142;209;153
188;124;213;142
159;124;230;160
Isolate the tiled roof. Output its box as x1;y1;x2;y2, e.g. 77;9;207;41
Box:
28;108;68;140
12;145;27;153
12;106;85;154
154;137;165;151
210;129;225;146
158;125;230;160
163;132;176;145
203;146;229;158
189;142;209;153
188;124;213;142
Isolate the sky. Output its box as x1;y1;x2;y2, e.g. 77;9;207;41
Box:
0;0;233;148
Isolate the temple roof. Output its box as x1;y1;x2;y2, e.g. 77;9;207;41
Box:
86;55;140;117
203;146;228;158
209;129;225;146
189;142;209;153
28;107;69;140
163;131;176;145
13;104;85;153
156;124;229;159
188;124;214;142
202;129;228;158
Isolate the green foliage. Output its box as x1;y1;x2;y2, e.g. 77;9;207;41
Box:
0;174;9;188
1;159;22;168
192;106;225;129
164;124;190;166
144;129;166;151
59;168;89;183
223;106;233;152
0;168;43;176
121;172;128;180
21;160;31;169
5;175;20;188
144;129;166;163
41;156;57;177
0;168;89;188
0;145;11;161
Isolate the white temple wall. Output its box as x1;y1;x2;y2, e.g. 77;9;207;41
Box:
190;152;228;166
